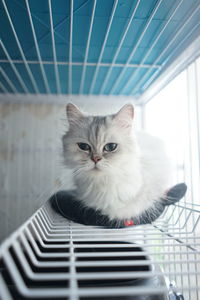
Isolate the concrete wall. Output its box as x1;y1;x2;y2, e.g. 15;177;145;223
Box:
0;96;140;242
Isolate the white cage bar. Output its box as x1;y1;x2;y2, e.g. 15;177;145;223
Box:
108;0;163;95
24;0;51;94
48;0;61;95
0;198;200;299
88;0;118;94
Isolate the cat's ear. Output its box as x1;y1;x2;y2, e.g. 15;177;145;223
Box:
66;103;84;126
113;104;134;131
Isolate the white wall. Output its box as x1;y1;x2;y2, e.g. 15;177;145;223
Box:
0;96;140;242
0;103;64;241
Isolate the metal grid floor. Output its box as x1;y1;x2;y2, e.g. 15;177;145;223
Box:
0;199;200;300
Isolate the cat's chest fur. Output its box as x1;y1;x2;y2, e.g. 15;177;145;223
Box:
74;163;149;220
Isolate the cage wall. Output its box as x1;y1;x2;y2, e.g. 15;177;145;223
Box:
0;0;200;299
0;58;200;298
143;56;200;299
0;102;65;241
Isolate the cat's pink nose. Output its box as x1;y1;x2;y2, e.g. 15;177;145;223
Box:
92;156;102;164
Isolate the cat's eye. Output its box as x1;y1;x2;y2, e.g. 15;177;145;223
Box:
103;143;118;152
77;143;91;151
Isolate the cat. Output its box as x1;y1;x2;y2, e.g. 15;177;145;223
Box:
62;103;171;221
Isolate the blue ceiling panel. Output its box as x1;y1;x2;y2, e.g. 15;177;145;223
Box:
72;65;82;94
82;66;95;94
58;64;68;94
92;66;109;94
29;64;48;93
0;0;200;98
1;63;25;93
43;64;58;93
15;63;36;93
103;67;122;94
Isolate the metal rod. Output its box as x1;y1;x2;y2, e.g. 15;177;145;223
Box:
69;223;79;300
68;0;74;95
141;20;200;95
0;81;8;93
89;0;118;94
24;0;51;93
48;0;61;94
131;2;200;95
0;59;160;68
13;0;90;61
0;67;14;92
0;40;29;93
79;0;97;94
99;0;141;94
109;0;163;95
120;0;184;94
3;251;32;297
1;0;39;94
0;274;12;300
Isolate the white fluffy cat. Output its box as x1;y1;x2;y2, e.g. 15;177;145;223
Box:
62;103;171;220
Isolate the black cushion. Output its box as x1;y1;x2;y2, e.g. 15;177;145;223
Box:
50;183;187;228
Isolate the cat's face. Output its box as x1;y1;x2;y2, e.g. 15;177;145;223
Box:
62;103;135;176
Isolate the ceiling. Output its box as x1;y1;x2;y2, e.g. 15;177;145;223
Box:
0;0;200;99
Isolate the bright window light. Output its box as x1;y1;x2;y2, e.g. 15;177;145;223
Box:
144;57;200;206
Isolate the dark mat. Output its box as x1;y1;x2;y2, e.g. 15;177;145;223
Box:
50;183;187;228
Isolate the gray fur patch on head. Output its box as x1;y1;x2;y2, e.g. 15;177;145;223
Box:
88;116;108;149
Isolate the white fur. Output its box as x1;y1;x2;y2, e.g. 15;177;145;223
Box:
63;104;171;220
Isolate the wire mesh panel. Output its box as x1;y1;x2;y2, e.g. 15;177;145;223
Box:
0;56;200;299
0;0;200;97
0;198;199;300
0;2;200;299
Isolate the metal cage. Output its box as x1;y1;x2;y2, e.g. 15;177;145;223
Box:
0;197;200;299
1;0;200;299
